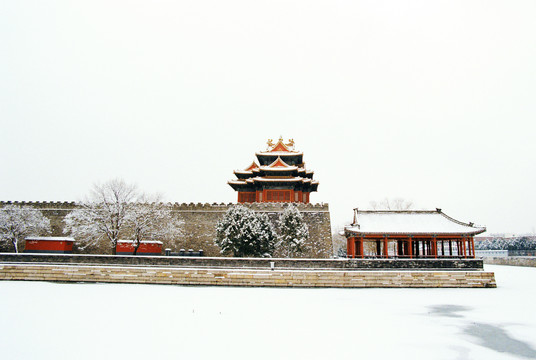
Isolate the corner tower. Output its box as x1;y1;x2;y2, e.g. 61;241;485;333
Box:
228;137;319;203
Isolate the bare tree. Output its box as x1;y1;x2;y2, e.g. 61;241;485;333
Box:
0;205;51;253
64;179;183;255
126;194;183;255
64;179;138;254
369;198;414;210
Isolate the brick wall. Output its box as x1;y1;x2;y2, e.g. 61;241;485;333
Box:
0;201;333;258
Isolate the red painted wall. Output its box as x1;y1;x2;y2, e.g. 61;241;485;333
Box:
25;239;73;253
116;241;163;255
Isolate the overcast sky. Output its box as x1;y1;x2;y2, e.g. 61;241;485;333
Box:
1;0;535;234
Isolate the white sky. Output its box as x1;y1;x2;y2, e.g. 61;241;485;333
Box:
1;1;535;234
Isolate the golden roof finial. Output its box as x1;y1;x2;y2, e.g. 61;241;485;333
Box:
267;139;274;148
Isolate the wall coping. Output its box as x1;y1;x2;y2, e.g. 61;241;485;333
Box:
1;201;329;211
0;253;484;271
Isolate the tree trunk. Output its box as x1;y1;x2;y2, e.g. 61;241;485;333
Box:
12;239;18;253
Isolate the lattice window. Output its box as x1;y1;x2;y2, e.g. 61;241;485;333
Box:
238;192;256;203
265;190;292;202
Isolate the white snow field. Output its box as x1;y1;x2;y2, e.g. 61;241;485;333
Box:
1;265;535;360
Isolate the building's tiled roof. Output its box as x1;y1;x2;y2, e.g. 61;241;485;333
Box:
345;209;486;236
229;138;318;195
256;151;303;156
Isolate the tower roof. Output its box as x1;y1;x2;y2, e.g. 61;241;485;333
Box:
228;137;319;201
256;136;303;158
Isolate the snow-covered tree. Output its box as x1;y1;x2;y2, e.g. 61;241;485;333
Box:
126;194;183;255
64;179;138;254
0;205;51;253
276;204;309;258
65;179;184;254
254;212;277;256
476;237;536;251
215;205;276;257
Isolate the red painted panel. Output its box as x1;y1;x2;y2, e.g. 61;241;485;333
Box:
25;240;73;252
238;192;256;203
265;190;293;202
270;142;289;152
116;241;162;255
138;242;162;254
116;242;135;253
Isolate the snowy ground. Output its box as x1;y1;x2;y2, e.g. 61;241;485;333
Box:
1;265;535;360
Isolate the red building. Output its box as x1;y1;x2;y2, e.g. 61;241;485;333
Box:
344;208;486;259
24;237;74;254
228;137;319;203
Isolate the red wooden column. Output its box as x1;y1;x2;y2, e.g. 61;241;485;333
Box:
433;235;438;259
360;236;364;259
408;236;413;259
347;237;355;258
470;236;475;258
383;235;389;258
463;237;467;259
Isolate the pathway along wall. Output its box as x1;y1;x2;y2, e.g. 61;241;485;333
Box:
0;202;333;258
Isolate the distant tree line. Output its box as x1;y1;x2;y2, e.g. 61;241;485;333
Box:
475;237;536;251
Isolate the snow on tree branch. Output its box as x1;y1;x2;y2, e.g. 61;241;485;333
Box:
0;205;51;253
215;205;276;257
275;204;309;258
63;179;183;254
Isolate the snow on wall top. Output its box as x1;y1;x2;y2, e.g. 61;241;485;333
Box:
117;240;163;245
1;201;329;211
25;237;75;242
345;210;486;236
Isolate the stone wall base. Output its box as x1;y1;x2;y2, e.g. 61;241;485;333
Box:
0;264;496;288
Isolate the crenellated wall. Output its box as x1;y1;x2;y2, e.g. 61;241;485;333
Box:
0;201;333;258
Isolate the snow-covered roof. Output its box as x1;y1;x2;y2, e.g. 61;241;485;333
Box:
250;177;306;182
345;209;486;236
259;166;298;172
117;240;163;244
234;170;252;174
255;151;303;157
25;237;75;242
